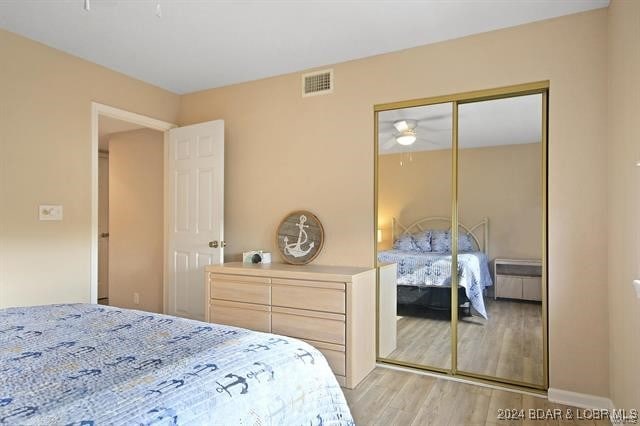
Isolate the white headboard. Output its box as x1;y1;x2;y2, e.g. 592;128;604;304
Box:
392;216;489;257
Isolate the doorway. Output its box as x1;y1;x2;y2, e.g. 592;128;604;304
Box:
97;116;165;312
91;103;225;320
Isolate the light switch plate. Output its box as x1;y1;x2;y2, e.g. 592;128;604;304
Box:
39;205;63;221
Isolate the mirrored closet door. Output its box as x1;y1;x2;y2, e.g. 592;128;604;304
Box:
375;83;548;390
456;94;545;387
377;102;453;371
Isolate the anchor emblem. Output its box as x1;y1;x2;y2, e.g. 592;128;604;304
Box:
147;379;184;396
294;348;315;365
134;359;162;371
246;362;274;382
184;363;218;377
215;374;248;397
146;407;177;425
283;215;315;258
243;343;270;353
0;406;38;423
105;355;136;367
266;337;289;346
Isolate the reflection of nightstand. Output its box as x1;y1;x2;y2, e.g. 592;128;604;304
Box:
494;259;542;302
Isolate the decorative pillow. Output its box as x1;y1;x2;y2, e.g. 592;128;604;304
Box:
430;230;450;253
413;231;432;252
393;234;418;252
458;233;476;252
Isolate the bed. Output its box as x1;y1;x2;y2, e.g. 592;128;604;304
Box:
0;303;353;425
377;217;493;319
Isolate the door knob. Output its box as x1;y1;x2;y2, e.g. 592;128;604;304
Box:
209;241;219;248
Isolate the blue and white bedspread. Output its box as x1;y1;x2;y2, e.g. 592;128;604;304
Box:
377;250;493;319
0;304;353;425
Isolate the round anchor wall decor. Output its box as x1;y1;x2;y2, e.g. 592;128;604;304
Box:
276;210;324;265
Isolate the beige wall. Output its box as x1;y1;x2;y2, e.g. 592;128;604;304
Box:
0;29;179;308
180;10;609;396
108;129;164;313
607;0;640;410
0;9;614;398
378;143;542;260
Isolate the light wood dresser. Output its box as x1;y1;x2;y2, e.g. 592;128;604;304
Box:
205;262;376;389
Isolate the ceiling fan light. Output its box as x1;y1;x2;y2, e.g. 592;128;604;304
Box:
396;134;416;145
393;120;409;132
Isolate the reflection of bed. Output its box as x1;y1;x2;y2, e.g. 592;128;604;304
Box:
377;217;493;319
0;304;353;425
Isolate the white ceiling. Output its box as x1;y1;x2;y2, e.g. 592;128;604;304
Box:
98;115;144;151
0;0;608;94
378;94;542;154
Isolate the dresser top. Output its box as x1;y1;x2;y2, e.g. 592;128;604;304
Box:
206;262;373;282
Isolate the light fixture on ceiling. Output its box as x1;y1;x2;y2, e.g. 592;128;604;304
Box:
396;130;417;146
84;0;90;11
393;120;417;146
156;1;162;18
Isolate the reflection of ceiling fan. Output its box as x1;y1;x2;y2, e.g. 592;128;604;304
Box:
379;113;451;150
393;120;418;145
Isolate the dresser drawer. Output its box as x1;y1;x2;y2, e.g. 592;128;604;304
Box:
210;300;271;333
320;347;346;377
302;339;346;376
496;275;523;299
272;281;345;314
522;277;542;301
210;274;271;305
272;307;345;345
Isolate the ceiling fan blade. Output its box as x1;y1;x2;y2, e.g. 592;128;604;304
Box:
416;123;451;132
414;113;453;121
382;137;397;149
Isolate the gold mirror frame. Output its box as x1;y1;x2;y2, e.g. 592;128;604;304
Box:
373;81;549;392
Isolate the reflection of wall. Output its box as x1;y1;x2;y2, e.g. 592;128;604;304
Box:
607;0;640;411
378;143;541;260
108;129;164;314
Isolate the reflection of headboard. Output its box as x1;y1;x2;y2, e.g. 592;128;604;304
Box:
392;216;489;257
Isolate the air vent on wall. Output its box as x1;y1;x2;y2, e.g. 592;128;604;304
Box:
302;69;334;97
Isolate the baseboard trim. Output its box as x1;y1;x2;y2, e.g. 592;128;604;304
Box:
548;388;614;411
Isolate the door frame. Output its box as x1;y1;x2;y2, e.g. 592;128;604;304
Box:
90;102;176;310
373;81;549;392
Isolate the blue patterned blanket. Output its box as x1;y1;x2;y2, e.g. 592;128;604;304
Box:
0;304;353;425
377;250;493;319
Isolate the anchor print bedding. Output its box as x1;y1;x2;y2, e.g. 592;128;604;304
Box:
0;304;353;425
377;250;493;318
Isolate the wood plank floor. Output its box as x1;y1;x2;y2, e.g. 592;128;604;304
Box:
388;299;543;385
343;368;609;426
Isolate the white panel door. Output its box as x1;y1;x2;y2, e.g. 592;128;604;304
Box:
98;153;109;300
167;120;224;320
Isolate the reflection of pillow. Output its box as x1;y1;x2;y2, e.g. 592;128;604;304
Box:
393;234;418;251
458;233;475;252
431;230;450;253
413;231;432;252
